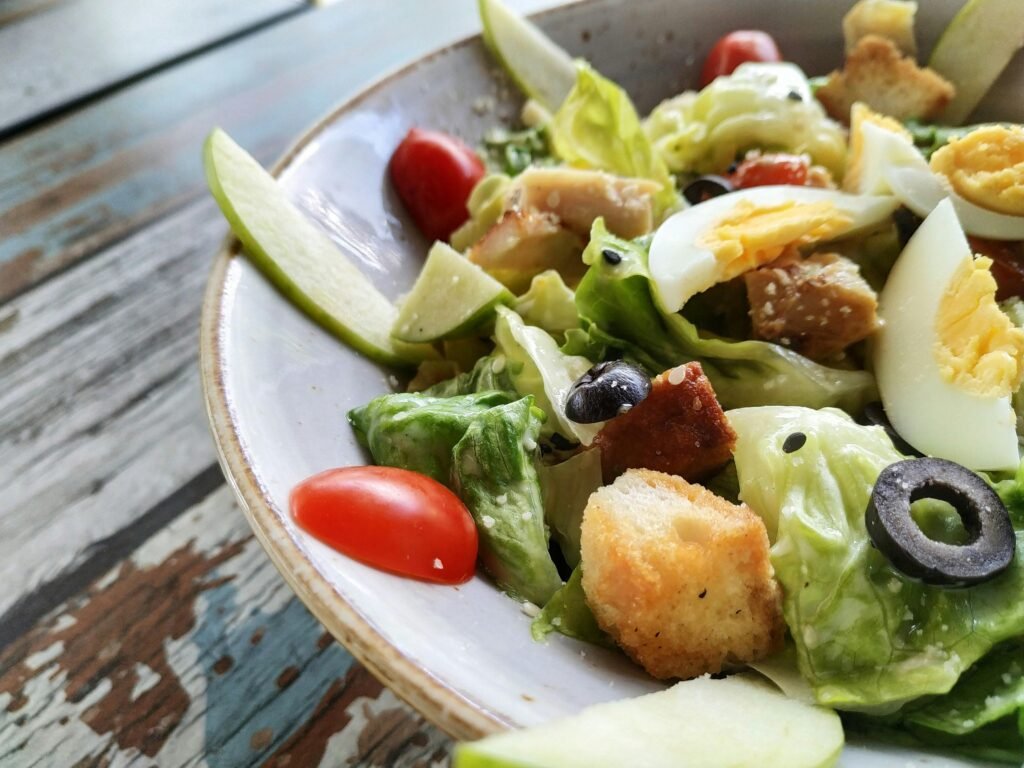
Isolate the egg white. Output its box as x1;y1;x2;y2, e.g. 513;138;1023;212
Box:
873;198;1020;471
649;186;899;312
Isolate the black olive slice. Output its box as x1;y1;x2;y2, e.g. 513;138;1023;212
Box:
683;175;733;206
866;458;1016;587
860;401;922;457
565;361;651;424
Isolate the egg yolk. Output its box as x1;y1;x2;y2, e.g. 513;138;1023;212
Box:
935;256;1024;398
697;200;853;282
930;126;1024;217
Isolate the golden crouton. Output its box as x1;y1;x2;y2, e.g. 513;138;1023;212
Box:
816;35;955;124
580;469;784;680
745;251;881;361
592;362;736;483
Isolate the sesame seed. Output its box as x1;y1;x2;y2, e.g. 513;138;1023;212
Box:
481;515;496;529
433;558;444;570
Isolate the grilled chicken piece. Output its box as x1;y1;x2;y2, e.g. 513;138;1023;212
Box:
745;251;880;361
507;167;661;239
592;362;736;484
467;209;585;294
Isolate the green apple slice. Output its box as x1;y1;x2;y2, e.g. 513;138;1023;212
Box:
203;128;432;366
453;674;844;768
928;0;1024;124
392;241;514;342
479;0;577;111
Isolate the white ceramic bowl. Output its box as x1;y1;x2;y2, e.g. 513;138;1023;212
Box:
201;2;1020;764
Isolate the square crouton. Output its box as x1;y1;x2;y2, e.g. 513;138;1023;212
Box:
580;469;784;680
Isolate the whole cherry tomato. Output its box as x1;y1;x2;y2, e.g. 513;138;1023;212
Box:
700;30;782;88
291;466;478;585
969;236;1024;301
389;128;485;242
728;153;810;188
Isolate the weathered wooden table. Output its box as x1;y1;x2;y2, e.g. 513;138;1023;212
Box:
0;1;550;764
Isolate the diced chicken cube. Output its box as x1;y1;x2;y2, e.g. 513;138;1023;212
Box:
507;167;660;239
744;251;880;361
592;362;736;483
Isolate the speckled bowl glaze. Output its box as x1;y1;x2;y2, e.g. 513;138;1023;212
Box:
201;1;1022;764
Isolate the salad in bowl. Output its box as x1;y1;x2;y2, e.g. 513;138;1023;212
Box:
203;0;1024;765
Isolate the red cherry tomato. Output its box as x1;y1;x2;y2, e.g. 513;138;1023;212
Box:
968;236;1024;301
700;30;782;88
729;153;810;189
389;128;485;242
291;466;478;585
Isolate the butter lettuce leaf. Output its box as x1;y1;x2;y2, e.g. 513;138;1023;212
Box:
537;447;603;569
515;270;581;340
551;62;679;218
729;406;1024;712
532;565;614;648
575;220;877;413
643;63;846;177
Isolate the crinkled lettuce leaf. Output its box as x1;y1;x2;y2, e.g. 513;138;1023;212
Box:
494;305;600;445
515;270;581;340
453;397;562;605
551;62;679;218
531;565;614;648
425;354;516;398
450;173;512;252
575;220;877;412
537;447;603;569
643;63;846;177
729;405;1024;712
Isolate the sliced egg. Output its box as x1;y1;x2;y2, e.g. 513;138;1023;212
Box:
874;198;1024;471
649;186;899;312
846;106;1024;240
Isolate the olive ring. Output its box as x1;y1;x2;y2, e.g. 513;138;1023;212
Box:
865;458;1016;587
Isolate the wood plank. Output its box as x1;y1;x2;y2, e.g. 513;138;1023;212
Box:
0;198;227;621
0;484;452;766
0;0;305;137
0;0;557;301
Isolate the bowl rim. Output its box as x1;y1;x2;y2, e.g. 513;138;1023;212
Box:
199;0;591;742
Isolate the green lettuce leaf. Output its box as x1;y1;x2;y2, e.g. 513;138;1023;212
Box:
494;305;599;444
551;62;679;218
514;270;581;340
729;405;1024;712
450;173;512;252
484;125;553;176
425;354;516;398
537;448;603;569
575;220;877;412
531;566;614;648
453;397;562;606
643;63;846;177
348;390;515;484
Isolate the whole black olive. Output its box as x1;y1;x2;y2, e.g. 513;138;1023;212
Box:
865;457;1016;587
683;175;733;206
859;401;922;457
565;361;651;424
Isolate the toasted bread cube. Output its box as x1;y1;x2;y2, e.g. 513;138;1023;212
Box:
745;251;880;361
581;469;784;680
816;35;954;123
592;362;735;483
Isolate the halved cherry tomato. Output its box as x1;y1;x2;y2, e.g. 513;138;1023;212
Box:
700;31;782;88
291;466;478;585
729;153;809;188
389;128;485;242
969;236;1024;301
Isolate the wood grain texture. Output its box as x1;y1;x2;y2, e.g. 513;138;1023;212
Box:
0;0;305;137
0;0;556;301
0;485;452;767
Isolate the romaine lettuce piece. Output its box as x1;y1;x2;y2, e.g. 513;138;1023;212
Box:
425;354;516;398
575;220;877;413
348;391;515;484
453;396;562;605
729;405;1024;712
494;305;600;444
515;270;581;340
550;63;679;218
537;447;603;568
643;63;846;178
531;566;614;648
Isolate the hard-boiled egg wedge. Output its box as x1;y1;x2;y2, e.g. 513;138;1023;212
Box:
874;198;1024;471
845;104;1024;240
649;186;898;312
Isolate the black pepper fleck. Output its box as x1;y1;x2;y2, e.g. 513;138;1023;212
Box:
786;90;803;101
602;248;622;265
783;432;807;453
698;589;707;599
